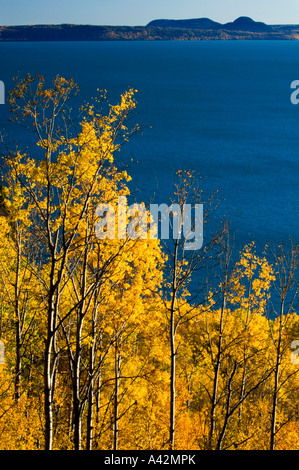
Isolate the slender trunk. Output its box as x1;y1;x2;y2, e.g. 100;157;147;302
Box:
96;370;102;426
208;288;226;449
169;302;176;450
44;387;53;450
86;320;96;450
44;205;60;451
238;277;253;420
169;240;178;451
270;301;284;451
270;361;280;451
208;235;230;450
113;343;121;451
44;326;55;450
73;306;85;450
44;266;59;450
86;369;94;450
73;396;82;450
15;316;21;401
73;366;82;450
216;363;236;450
14;229;21;402
73;226;90;451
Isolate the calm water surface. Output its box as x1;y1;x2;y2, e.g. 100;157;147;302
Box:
0;40;299;251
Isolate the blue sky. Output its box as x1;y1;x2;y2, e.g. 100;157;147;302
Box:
1;0;299;26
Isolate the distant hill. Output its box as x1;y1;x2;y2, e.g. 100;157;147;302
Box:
147;16;272;33
146;18;222;30
223;17;271;32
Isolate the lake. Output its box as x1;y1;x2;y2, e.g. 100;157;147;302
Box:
0;40;299;252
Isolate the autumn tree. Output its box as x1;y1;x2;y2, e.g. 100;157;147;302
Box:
0;199;42;404
160;169;224;449
2;73;163;450
267;242;299;450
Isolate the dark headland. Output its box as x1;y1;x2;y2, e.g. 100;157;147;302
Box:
0;17;299;41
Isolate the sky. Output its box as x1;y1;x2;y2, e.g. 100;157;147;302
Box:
1;0;299;26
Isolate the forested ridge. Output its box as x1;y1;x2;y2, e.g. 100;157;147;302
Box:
0;22;299;41
0;74;298;451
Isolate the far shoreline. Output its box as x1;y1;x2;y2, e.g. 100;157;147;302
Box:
1;22;299;42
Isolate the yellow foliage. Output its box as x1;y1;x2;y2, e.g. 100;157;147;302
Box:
0;74;298;451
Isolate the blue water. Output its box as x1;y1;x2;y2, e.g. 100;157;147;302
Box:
0;40;299;251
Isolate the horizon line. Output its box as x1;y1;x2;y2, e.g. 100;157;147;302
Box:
0;17;299;28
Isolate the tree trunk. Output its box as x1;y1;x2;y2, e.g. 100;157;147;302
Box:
44;273;58;451
14;229;21;402
208;233;230;450
169;302;176;450
86;374;94;450
113;343;121;451
169;240;178;451
270;302;284;451
208;289;226;449
86;330;96;450
44;331;54;451
73;309;84;451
